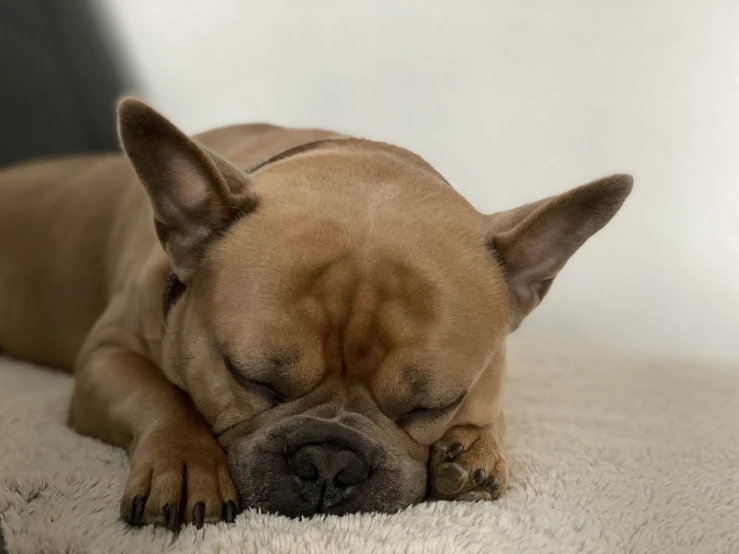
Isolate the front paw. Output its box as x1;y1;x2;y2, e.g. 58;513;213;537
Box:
120;425;239;529
429;423;509;501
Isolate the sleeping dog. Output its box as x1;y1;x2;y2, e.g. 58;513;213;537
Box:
0;99;631;528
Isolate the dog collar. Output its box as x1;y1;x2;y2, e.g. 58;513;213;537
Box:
244;137;348;174
162;272;187;316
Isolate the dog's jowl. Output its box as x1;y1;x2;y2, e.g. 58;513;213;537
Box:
0;99;632;527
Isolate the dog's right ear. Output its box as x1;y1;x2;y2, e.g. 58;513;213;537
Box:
118;98;258;282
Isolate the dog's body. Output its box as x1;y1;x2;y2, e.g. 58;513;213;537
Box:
0;100;632;528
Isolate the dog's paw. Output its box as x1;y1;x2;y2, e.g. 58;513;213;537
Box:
120;425;239;530
428;424;509;501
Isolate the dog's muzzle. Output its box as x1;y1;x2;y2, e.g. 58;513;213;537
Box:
227;415;426;517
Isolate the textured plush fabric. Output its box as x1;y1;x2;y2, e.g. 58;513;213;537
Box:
1;333;737;554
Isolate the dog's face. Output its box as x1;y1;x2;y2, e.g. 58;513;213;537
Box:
119;99;632;517
171;147;511;517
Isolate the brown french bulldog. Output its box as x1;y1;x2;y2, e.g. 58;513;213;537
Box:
0;99;632;528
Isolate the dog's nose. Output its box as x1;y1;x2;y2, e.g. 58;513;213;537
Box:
288;443;371;511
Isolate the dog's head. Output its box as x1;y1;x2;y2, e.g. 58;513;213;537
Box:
118;99;632;517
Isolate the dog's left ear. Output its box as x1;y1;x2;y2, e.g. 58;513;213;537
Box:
117;98;258;282
487;174;633;329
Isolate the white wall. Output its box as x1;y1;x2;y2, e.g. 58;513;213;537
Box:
99;0;739;363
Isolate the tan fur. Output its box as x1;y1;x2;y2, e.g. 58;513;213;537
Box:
0;99;632;527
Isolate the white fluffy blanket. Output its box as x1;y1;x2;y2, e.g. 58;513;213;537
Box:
1;333;737;554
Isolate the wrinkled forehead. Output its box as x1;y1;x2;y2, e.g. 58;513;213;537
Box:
202;224;506;388
206;233;442;347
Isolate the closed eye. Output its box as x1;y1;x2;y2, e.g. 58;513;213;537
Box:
396;406;448;426
396;391;467;426
224;356;286;405
244;379;285;405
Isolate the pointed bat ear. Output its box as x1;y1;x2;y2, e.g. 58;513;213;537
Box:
487;174;633;329
118;98;258;282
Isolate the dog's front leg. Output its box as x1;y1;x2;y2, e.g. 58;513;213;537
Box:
428;411;510;501
69;346;238;529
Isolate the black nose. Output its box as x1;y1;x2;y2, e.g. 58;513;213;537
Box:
288;443;371;512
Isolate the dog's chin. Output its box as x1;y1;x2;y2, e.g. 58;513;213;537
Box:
226;416;428;517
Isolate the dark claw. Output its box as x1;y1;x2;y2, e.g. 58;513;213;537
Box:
447;443;465;460
223;500;237;523
472;469;486;487
192;502;205;529
164;503;179;530
131;495;146;525
486;476;500;494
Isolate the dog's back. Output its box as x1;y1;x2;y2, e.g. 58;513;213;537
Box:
0;154;142;368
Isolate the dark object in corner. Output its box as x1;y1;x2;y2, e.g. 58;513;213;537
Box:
0;0;127;167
